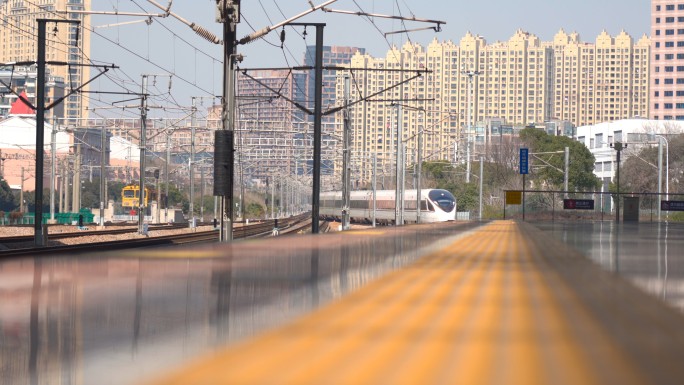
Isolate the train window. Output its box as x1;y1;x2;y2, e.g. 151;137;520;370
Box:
426;201;435;212
123;190;135;198
428;190;456;212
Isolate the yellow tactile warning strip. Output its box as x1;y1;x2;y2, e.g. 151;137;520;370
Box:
147;220;655;385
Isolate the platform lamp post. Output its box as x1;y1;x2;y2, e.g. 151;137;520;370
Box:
610;141;626;223
655;135;669;221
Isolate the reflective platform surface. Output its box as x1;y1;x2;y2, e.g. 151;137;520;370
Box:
0;222;479;385
534;221;684;311
149;221;684;385
4;220;684;384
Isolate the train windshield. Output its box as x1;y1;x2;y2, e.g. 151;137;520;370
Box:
428;190;456;212
123;190;135;198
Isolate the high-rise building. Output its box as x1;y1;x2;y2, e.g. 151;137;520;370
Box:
335;30;650;186
0;65;65;119
650;0;684;120
0;0;91;122
554;29;650;125
236;69;310;179
303;45;365;121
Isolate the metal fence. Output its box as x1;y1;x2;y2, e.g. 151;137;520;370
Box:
503;190;684;222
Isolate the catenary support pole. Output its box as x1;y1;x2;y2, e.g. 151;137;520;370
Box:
564;146;569;198
34;20;47;245
50;119;57;222
190;97;196;227
479;156;484;220
138;76;148;235
342;74;351;230
100;125;106;227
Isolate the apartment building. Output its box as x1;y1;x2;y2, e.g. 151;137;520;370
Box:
336;30;650;185
651;0;684;120
554;30;650;126
0;66;65;120
236;69;310;179
0;0;91;122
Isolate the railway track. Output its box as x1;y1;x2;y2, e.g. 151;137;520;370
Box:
0;223;190;244
0;213;315;257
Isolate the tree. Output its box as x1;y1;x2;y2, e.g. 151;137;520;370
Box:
18;188;50;213
158;182;188;209
0;178;17;212
108;181;127;203
519;128;600;191
621;134;684;195
245;202;265;218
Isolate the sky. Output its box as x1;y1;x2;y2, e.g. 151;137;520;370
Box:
87;0;651;119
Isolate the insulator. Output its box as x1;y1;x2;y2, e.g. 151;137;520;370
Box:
193;25;221;45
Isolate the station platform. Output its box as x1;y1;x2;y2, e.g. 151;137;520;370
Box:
147;220;684;385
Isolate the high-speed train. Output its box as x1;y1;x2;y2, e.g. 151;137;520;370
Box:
320;189;457;224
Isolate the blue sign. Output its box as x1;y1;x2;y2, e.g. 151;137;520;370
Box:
563;199;595;210
661;200;684;212
519;148;529;175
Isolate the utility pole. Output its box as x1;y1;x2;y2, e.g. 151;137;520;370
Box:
341;74;351;230
417;120;423;224
72;144;81;213
20;167;25;215
462;69;482;184
190;96;196;227
34;20;48;244
372;153;377;227
479;156;484;220
395;102;403;225
200;166;205;221
611;141;626;224
100;125;106;227
214;0;240;242
50;118;57;223
61;159;68;213
165;134;170;222
138;75;148;235
564;146;569;198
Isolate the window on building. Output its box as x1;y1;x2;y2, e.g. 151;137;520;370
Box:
614;130;622;142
